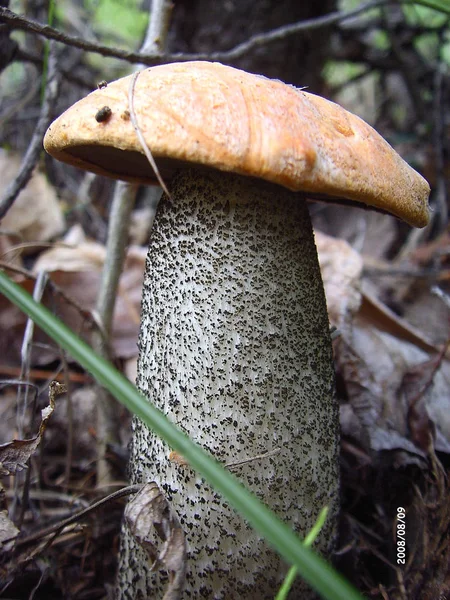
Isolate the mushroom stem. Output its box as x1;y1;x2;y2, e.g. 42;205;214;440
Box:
120;169;339;598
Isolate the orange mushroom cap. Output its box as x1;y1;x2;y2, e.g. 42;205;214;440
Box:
44;61;430;227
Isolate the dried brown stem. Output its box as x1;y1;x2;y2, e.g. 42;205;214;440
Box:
93;0;173;486
8;485;142;549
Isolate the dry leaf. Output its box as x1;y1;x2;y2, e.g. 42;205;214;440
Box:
0;510;19;553
0;230;145;367
125;482;186;600
316;232;450;461
316;230;363;333
129;204;158;246
402;349;447;455
33;225;104;273
403;291;450;348
338;315;450;461
361;280;440;355
33;225;146;358
0;382;64;476
314;206;396;259
0;151;64;246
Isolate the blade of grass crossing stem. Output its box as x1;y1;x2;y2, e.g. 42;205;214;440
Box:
275;507;329;600
0;271;363;600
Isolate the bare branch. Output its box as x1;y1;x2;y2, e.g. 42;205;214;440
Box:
140;0;173;56
92;0;173;487
8;484;143;549
432;63;449;231
1;1;401;67
209;0;390;61
0;42;61;219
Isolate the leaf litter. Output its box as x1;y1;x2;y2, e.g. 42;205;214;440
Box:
1;208;449;599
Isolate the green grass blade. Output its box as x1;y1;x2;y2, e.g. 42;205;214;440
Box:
303;506;330;547
0;270;363;600
276;506;329;600
410;0;450;13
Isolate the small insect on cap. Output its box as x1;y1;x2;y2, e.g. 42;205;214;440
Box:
44;61;430;228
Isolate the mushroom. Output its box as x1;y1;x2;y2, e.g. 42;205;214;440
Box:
44;61;430;599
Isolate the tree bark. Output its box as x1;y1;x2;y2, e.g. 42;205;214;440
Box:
168;0;336;90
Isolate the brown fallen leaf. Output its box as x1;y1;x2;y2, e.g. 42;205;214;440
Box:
315;232;450;462
315;230;363;334
124;482;186;600
0;381;65;476
314;206;396;260
0;151;65;246
33;225;146;359
402;343;449;455
0;510;19;553
338;314;450;463
360;280;441;356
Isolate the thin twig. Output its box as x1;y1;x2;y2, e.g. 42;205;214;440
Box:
127;0;173;196
93;0;172;485
0;41;61;219
94;183;139;345
59;354;73;493
0;240;72;258
93;182;137;485
0;364;89;384
18;271;48;436
15;270;48;528
210;0;389;61
0;262;97;331
0;379;38;399
140;0;173;55
225;448;281;471
8;484;142;549
432;61;448;232
14;46;96;90
128;71;170;198
0;1;408;67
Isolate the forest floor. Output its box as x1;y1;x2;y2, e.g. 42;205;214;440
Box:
1;154;449;599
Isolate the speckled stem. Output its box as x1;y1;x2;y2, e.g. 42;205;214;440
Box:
118;170;339;599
